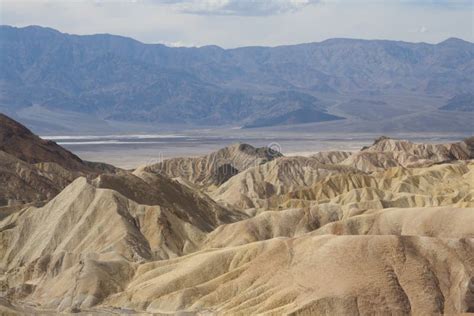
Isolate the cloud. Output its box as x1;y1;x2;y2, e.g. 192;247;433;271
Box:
158;40;197;47
160;0;321;16
399;0;473;9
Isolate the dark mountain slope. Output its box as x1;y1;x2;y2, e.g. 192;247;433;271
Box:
440;93;474;112
0;113;85;169
0;114;116;209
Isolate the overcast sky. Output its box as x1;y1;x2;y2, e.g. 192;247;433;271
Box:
1;0;473;48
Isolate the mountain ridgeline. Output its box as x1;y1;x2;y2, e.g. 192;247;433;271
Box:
0;25;473;131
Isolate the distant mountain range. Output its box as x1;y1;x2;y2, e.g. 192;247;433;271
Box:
0;25;473;133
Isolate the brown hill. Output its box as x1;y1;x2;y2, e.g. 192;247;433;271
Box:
0;114;117;211
0;114;86;171
0;151;85;214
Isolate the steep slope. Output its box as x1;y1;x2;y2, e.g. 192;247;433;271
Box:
0;113;114;172
103;234;473;314
0;172;245;310
341;136;474;172
0;173;241;268
211;156;359;210
212;138;473;211
366;136;473;159
0;151;81;212
204;205;474;249
0;114;117;211
310;150;353;164
280;161;474;210
315;206;474;238
96;170;245;228
203;207;331;248
142;143;281;188
206;161;474;247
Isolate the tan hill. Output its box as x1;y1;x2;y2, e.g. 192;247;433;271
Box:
205;161;473;248
97;170;246;228
104;234;473;315
310;150;353;164
315;206;474;237
2;192;473;314
366;136;474;160
1;172;244;265
212;138;474;211
0;134;473;314
211;156;359;210
341;136;474;172
280;161;473;211
204;205;474;250
0;172;246;311
141;143;281;188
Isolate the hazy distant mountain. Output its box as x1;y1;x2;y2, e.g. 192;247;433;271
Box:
440;93;474;112
0;25;473;131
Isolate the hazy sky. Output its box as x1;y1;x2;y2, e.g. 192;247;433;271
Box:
1;0;473;48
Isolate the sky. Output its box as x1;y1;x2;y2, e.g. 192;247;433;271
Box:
0;0;473;48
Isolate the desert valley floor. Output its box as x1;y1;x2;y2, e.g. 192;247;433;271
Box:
0;113;473;314
43;132;471;170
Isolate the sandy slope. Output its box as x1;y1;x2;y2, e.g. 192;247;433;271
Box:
342;136;474;172
103;234;473;315
211;156;359;210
